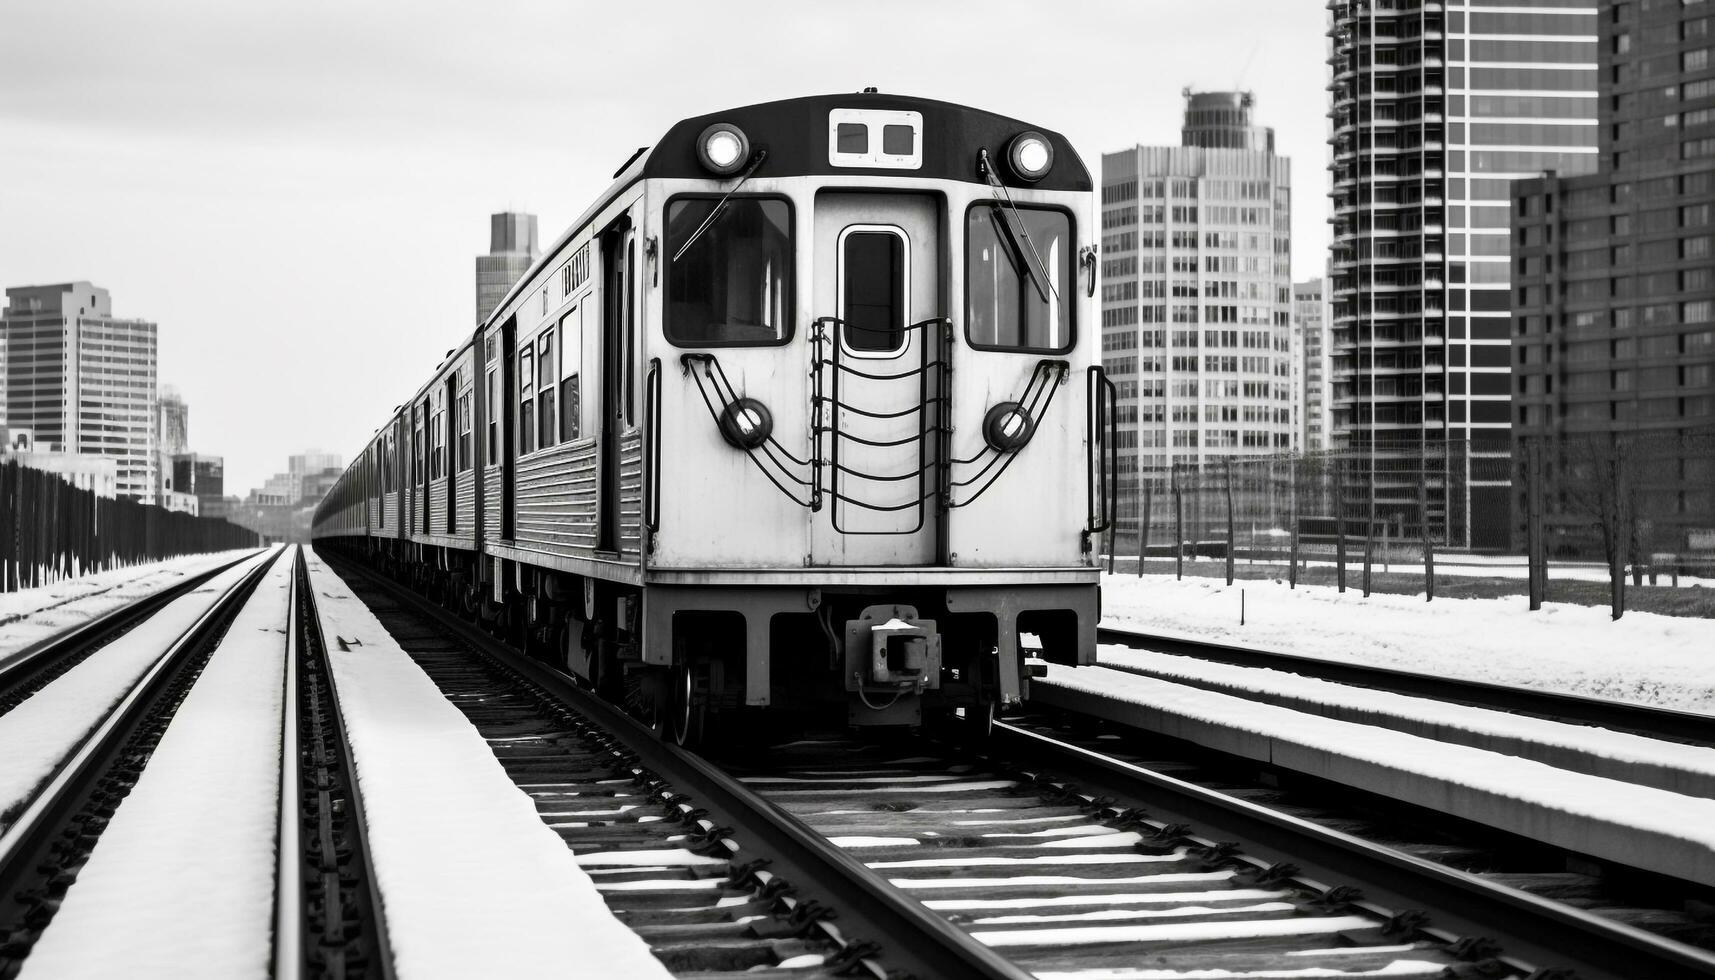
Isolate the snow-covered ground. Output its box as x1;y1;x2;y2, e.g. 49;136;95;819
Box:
0;549;260;668
1099;574;1715;714
19;546;295;980
1037;665;1715;886
302;547;671;980
1097;648;1715;797
0;549;276;829
1110;553;1715;586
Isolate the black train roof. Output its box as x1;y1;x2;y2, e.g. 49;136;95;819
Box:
642;92;1091;192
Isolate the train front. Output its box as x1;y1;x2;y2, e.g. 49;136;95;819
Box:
640;92;1107;734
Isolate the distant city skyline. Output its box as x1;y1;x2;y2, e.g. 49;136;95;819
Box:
0;1;1329;497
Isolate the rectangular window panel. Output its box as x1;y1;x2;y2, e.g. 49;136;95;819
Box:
966;203;1074;353
842;229;906;354
665;198;792;346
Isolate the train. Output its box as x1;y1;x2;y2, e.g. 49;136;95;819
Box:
312;90;1116;744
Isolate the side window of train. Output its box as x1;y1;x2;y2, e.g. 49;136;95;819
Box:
965;203;1075;354
484;334;499;468
518;342;536;456
537;330;557;449
559;305;581;440
457;376;472;472
663;196;793;348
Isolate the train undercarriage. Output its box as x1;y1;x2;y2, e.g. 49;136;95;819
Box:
319;537;1097;747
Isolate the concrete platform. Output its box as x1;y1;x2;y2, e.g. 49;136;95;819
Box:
1033;666;1715;888
1097;650;1715;799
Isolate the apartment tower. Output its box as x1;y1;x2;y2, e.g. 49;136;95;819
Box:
1511;0;1714;555
1;282;158;502
1101;91;1295;526
1327;0;1599;547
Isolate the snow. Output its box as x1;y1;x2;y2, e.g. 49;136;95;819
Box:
1098;648;1715;797
0;549;260;668
18;546;296;980
1037;666;1715;885
0;549;277;829
302;548;671;980
1098;573;1715;713
970;914;1378;947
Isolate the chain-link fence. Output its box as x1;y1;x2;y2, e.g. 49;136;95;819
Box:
1104;427;1715;619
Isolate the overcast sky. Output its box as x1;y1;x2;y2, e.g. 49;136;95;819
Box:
0;0;1329;497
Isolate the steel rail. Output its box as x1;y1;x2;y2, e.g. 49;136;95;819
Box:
986;720;1715;980
272;547;303;980
335;555;1032;980
1097;625;1715;746
0;548;264;710
0;548;278;960
296;548;397;980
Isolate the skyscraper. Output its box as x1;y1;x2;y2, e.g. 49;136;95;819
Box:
476;211;539;324
1511;0;1714;555
155;385;188;500
1101;91;1295;515
2;282;158;502
1327;0;1599;547
1295;278;1331;453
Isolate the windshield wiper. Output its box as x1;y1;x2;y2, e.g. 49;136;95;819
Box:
978;147;1056;305
671;148;769;263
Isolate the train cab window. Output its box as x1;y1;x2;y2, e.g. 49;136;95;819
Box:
537;331;557;448
457;385;472;472
840;227;908;355
519;346;536;455
665;197;792;347
966;203;1074;353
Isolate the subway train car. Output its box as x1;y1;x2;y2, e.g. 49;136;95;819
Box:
314;91;1115;744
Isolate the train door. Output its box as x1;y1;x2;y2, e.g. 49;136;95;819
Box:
500;317;517;540
598;216;636;555
445;376;457;533
810;192;942;566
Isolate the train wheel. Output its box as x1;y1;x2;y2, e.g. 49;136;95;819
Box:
669;662;705;748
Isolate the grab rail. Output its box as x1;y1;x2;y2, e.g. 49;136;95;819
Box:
644;357;662;538
1084;364;1117;553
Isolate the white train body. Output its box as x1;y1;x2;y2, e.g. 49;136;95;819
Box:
315;92;1114;739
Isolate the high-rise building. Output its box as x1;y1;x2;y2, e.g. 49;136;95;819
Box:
1511;0;1714;555
1101;91;1295;511
155;385;189;499
2;282;159;502
1327;0;1599;547
476;211;539;324
1295;278;1332;452
172;452;226;517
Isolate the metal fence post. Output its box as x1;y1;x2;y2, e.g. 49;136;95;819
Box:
1334;454;1348;593
1173;463;1184;581
1528;436;1545;611
1139;481;1152;578
1224;457;1236;586
1288;454;1300;590
1419;452;1435;602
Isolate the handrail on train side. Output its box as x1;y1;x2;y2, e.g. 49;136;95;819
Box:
1083;364;1117;552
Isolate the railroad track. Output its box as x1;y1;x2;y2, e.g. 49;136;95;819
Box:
0;549;276;976
731;722;1715;980
331;553;1715;979
1096;625;1715;747
325;552;1023;979
0;550;260;720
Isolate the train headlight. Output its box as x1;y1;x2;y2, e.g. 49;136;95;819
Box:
697;123;750;176
1007;132;1054;183
718;398;773;450
982;402;1036;453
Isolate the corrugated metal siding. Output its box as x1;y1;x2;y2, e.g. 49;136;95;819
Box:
453;469;476;538
619;432;644;556
482;469;501;539
428;478;445;532
515;442;599;555
383;492;400;538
